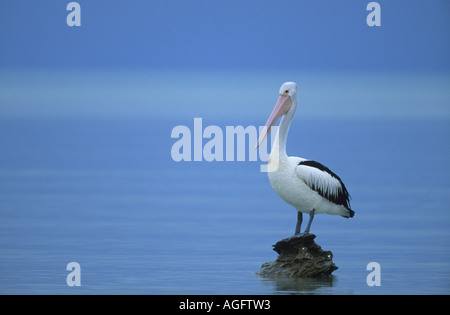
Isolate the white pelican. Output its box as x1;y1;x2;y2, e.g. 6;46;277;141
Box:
257;82;355;236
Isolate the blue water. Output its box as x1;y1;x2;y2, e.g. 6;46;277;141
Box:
0;116;449;294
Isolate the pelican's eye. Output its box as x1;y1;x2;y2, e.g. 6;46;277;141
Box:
284;90;289;95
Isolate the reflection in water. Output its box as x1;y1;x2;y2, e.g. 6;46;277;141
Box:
259;276;335;294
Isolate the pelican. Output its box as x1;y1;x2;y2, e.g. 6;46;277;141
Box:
257;82;355;236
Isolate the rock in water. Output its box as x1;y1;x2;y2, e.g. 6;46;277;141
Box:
257;234;338;278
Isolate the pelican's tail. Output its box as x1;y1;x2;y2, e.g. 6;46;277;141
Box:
341;208;355;218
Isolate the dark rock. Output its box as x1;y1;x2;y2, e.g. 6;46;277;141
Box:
257;234;338;278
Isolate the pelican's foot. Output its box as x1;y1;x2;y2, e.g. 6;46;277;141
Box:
291;232;313;238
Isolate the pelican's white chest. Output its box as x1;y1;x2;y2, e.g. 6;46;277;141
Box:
267;155;319;213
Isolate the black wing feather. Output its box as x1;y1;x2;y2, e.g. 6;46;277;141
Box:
298;160;352;210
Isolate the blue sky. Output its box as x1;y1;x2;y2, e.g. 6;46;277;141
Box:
0;1;449;120
0;0;449;72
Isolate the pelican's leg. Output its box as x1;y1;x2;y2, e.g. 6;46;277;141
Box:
304;209;315;234
295;212;303;235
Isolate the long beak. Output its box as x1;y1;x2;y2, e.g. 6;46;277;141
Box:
256;95;292;149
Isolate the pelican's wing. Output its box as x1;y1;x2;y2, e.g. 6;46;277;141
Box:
295;160;351;208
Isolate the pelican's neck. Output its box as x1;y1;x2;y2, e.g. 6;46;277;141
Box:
271;114;292;161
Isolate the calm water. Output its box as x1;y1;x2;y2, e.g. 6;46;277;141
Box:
0;118;449;294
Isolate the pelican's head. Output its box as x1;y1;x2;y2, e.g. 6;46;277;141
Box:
256;82;298;149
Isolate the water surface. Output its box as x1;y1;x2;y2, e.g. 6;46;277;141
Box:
0;118;448;294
